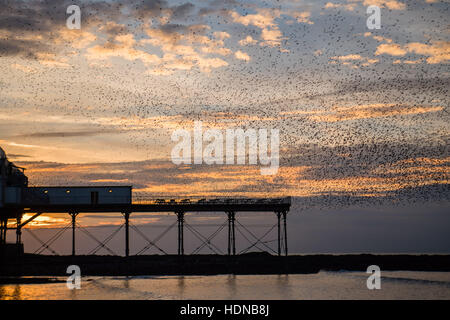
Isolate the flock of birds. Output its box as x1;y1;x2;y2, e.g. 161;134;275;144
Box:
2;0;449;211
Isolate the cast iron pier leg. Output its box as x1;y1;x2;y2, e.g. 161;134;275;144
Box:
176;212;184;255
124;212;130;257
69;212;78;256
283;211;288;256
16;216;22;244
227;211;236;255
276;211;281;256
0;219;6;244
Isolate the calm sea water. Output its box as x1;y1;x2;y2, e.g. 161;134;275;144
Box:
1;271;450;300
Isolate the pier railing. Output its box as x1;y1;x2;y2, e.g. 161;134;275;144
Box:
132;196;291;206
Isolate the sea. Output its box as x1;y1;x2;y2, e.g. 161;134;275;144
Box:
1;271;450;300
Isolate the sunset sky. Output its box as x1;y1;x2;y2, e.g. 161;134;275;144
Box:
0;0;449;233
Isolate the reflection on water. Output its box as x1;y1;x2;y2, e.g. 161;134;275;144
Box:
1;271;450;300
227;274;236;298
12;285;21;300
0;284;22;300
177;276;185;300
123;277;130;290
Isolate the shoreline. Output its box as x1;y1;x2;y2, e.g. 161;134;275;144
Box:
2;253;450;279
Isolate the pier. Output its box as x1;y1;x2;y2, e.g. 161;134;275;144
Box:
1;147;291;258
1;196;291;257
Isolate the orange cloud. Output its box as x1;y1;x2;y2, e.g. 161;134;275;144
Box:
406;41;450;64
375;43;408;56
231;9;287;47
290;11;314;25
141;24;231;73
376;41;450;64
308;104;444;122
363;0;406;10
325;0;405;11
230;9;280;29
86;33;160;65
239;35;258;46
330;55;379;67
235;50;251;61
324;2;357;11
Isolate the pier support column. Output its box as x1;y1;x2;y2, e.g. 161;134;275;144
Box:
283;211;288;256
0;219;6;244
276;212;281;256
176;212;184;255
69;212;78;256
227;211;236;255
16;216;22;244
123;212;130;257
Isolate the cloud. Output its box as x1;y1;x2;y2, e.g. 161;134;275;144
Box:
213;31;231;40
331;54;364;61
330;54;379;67
230;8;286;47
5;153;31;159
0;37;48;59
363;0;406;10
35;52;71;68
13;149;449;206
406;41;450;64
86;32;160;65
55;29;97;49
195;57;229;71
325;0;406;11
11;129;124;139
0;1;99;60
288;11;314;25
11;63;36;73
230;9;280;29
0;0;235;73
235;50;251;61
375;41;450;64
170;2;196;19
5;141;57;149
324;2;358;11
308;104;444;122
239;35;258;46
260;28;286;47
140;23;231;73
375;43;408;56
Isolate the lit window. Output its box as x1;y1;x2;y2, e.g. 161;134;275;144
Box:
66;190;71;194
44;190;48;194
108;189;113;193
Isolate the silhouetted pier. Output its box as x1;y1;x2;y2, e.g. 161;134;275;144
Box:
1;148;291;258
1;197;291;257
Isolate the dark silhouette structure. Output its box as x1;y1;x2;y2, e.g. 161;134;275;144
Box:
0;147;291;257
